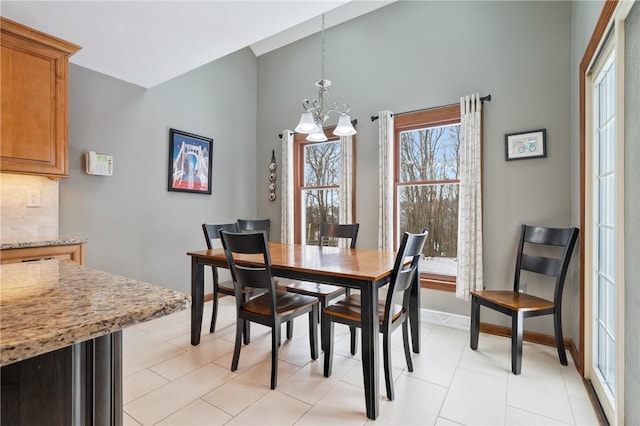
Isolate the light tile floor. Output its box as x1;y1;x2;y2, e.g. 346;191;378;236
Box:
122;297;601;425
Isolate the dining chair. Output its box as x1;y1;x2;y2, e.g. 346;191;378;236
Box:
322;230;428;401
470;224;579;375
202;223;263;344
219;230;319;389
237;218;271;239
285;223;360;353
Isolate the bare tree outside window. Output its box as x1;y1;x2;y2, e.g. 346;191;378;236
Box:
397;123;460;276
302;140;341;245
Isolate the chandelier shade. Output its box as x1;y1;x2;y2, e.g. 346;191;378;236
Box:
333;114;357;136
295;14;356;141
306;127;328;142
294;112;320;134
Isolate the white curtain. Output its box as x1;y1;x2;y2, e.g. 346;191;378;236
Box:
280;130;294;244
456;94;484;300
338;135;354;248
378;111;394;251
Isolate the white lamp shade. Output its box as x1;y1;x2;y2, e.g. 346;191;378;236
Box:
306;127;328;142
333;114;357;136
295;112;319;134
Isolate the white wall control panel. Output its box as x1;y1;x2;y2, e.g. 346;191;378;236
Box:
85;151;113;176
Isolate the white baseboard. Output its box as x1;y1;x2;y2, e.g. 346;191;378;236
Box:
421;308;470;331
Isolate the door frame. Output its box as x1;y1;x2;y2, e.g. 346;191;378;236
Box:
579;1;634;424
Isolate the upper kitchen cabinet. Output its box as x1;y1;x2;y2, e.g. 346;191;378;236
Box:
1;17;80;178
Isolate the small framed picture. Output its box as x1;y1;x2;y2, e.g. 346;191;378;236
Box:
168;128;213;194
504;129;547;161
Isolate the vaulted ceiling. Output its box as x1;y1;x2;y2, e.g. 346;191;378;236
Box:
1;1;393;88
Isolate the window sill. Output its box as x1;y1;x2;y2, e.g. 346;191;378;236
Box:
420;273;456;292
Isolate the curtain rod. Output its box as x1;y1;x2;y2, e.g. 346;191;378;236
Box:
278;118;358;139
370;94;491;122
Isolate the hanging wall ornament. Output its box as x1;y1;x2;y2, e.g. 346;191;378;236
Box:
268;150;277;201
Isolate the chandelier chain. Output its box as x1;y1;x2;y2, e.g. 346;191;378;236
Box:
320;14;326;80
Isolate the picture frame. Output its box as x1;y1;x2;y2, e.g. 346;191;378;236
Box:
504;129;547;161
168;128;213;194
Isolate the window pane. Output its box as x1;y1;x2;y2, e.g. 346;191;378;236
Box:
304;141;340;187
398;183;458;274
302;189;339;245
399;124;460;183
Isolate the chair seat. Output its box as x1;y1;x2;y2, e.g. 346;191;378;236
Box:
242;291;318;316
471;290;554;312
324;294;403;325
286;281;345;299
219;280;262;295
217;280;235;294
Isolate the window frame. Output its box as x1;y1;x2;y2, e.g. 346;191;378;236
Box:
293;125;356;244
393;104;461;292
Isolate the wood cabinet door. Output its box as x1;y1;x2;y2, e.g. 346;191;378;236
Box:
0;18;80;178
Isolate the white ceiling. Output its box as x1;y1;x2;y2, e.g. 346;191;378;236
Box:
1;1;393;89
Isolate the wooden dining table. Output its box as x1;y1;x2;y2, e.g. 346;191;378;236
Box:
187;242;422;420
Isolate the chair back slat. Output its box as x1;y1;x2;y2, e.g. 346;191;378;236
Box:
219;231;276;294
202;223;238;249
237;219;271;240
319;223;359;248
524;225;577;246
520;253;562;277
383;230;428;327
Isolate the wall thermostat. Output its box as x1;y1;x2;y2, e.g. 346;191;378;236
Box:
85;151;113;176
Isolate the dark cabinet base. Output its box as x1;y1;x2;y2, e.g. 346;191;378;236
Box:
1;332;122;426
1;346;72;425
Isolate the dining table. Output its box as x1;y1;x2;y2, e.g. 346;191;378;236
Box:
187;242;422;420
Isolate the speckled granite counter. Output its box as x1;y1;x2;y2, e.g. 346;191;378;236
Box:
0;235;88;250
0;259;190;366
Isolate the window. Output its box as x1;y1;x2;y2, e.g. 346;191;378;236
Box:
293;126;355;245
394;105;462;290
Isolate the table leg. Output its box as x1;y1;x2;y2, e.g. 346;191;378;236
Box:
360;283;379;420
191;258;204;346
409;271;421;353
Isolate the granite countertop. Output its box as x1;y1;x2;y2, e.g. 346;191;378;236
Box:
1;235;88;250
0;259;190;366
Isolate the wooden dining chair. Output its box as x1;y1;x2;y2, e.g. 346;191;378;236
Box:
202;223;263;344
219;230;319;390
285;223;360;352
470;224;579;375
322;230;428;401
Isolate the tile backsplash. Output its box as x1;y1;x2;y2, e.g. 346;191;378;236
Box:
0;173;59;240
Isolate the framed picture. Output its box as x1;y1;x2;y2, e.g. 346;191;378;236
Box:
504;129;547;161
168;128;213;194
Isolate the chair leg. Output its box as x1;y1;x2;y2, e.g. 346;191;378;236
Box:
554;309;568;365
210;267;219;333
309;306;318;360
511;311;524;375
231;318;244;371
349;327;357;355
383;330;394;401
323;315;334;377
402;319;413;372
286;320;293;340
470;296;480;350
242;294;251;345
271;324;280;389
210;285;219;333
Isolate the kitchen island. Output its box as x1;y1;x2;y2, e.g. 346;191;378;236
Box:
0;259;190;425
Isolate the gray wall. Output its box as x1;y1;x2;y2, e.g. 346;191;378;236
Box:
60;48;258;295
624;3;639;423
256;1;573;332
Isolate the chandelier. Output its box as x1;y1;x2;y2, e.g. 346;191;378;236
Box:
294;14;356;142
